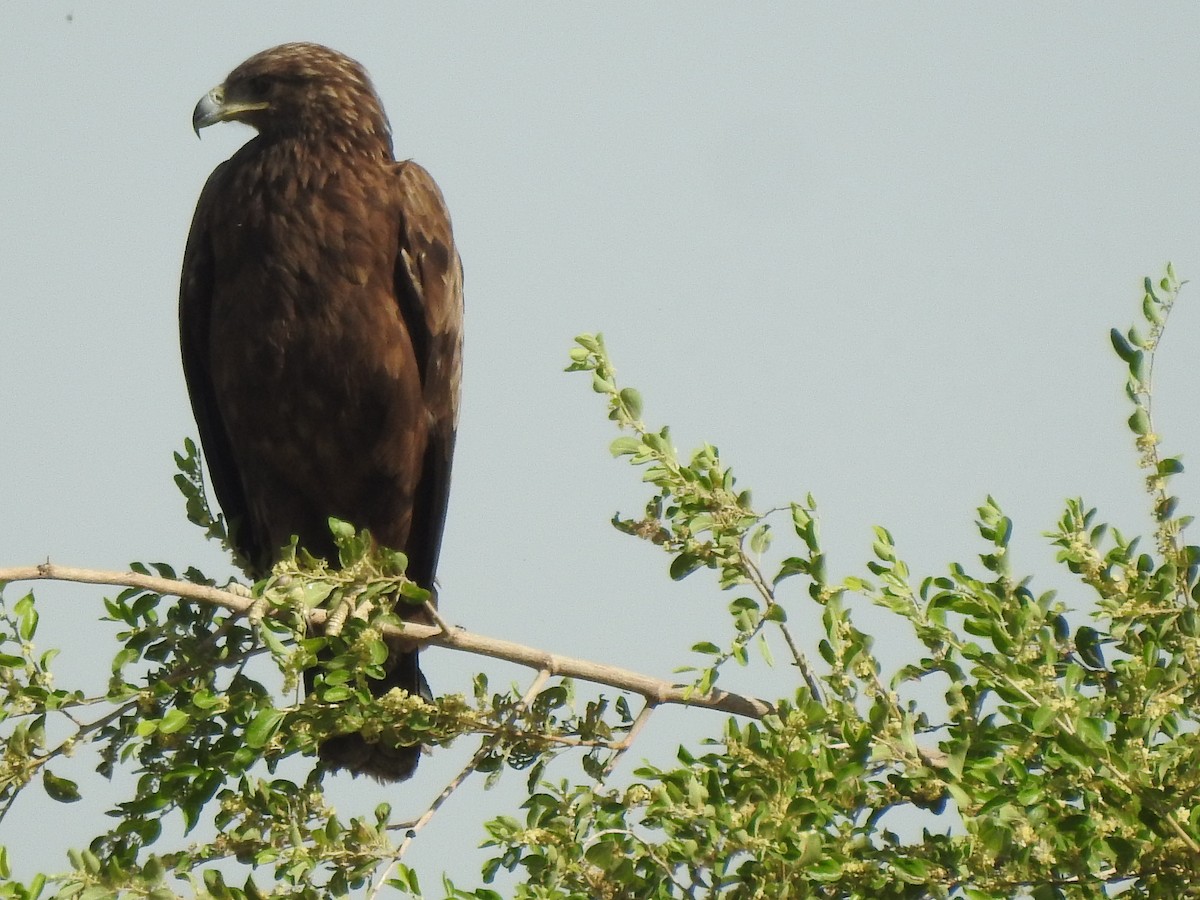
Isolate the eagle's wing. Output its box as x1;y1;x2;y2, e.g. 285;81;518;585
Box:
179;162;262;572
391;160;464;590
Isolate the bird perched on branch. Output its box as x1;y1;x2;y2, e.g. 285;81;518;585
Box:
180;43;463;781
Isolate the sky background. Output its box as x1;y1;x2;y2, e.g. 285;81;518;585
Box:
3;3;1200;892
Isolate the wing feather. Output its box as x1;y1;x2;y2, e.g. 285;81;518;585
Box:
392;160;463;589
179;162;263;571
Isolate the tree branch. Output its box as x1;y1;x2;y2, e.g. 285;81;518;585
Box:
0;564;773;719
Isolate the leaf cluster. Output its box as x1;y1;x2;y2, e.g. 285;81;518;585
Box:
492;273;1200;898
4;267;1200;897
0;517;640;897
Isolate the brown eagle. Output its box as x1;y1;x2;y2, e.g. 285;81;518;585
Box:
180;43;463;781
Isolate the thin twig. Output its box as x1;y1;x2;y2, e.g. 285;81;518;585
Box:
778;620;823;702
600;702;656;779
741;552;824;703
422;600;452;635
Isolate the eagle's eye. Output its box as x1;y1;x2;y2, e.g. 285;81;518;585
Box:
246;76;272;98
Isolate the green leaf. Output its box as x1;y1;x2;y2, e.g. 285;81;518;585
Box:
1110;327;1136;362
1031;703;1057;733
14;593;38;641
367;638;390;666
1130;349;1149;384
796;831;823;866
321;685;352;702
1127;408;1151;436
609;436;642;457
757;634;774;666
749;524;771;555
669;553;704;581
399;581;431;603
157;708;191;734
327;517;355;538
809;858;844;880
1075;626;1105;669
43;770;81;803
245;708;285;749
1158;457;1184;475
618;387;643;419
1075;715;1107;748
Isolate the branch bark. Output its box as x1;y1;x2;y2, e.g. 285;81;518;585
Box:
0;564;773;719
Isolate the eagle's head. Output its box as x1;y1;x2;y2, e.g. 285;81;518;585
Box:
192;42;392;149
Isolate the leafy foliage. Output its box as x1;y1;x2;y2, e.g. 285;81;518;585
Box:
0;498;634;896
3;265;1200;897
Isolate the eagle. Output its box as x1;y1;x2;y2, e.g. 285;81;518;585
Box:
180;43;463;782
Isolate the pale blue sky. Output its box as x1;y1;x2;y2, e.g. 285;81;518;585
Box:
3;3;1200;891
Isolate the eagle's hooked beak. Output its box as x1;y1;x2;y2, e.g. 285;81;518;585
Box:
192;85;269;137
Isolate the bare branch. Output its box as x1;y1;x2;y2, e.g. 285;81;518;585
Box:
0;564;774;719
